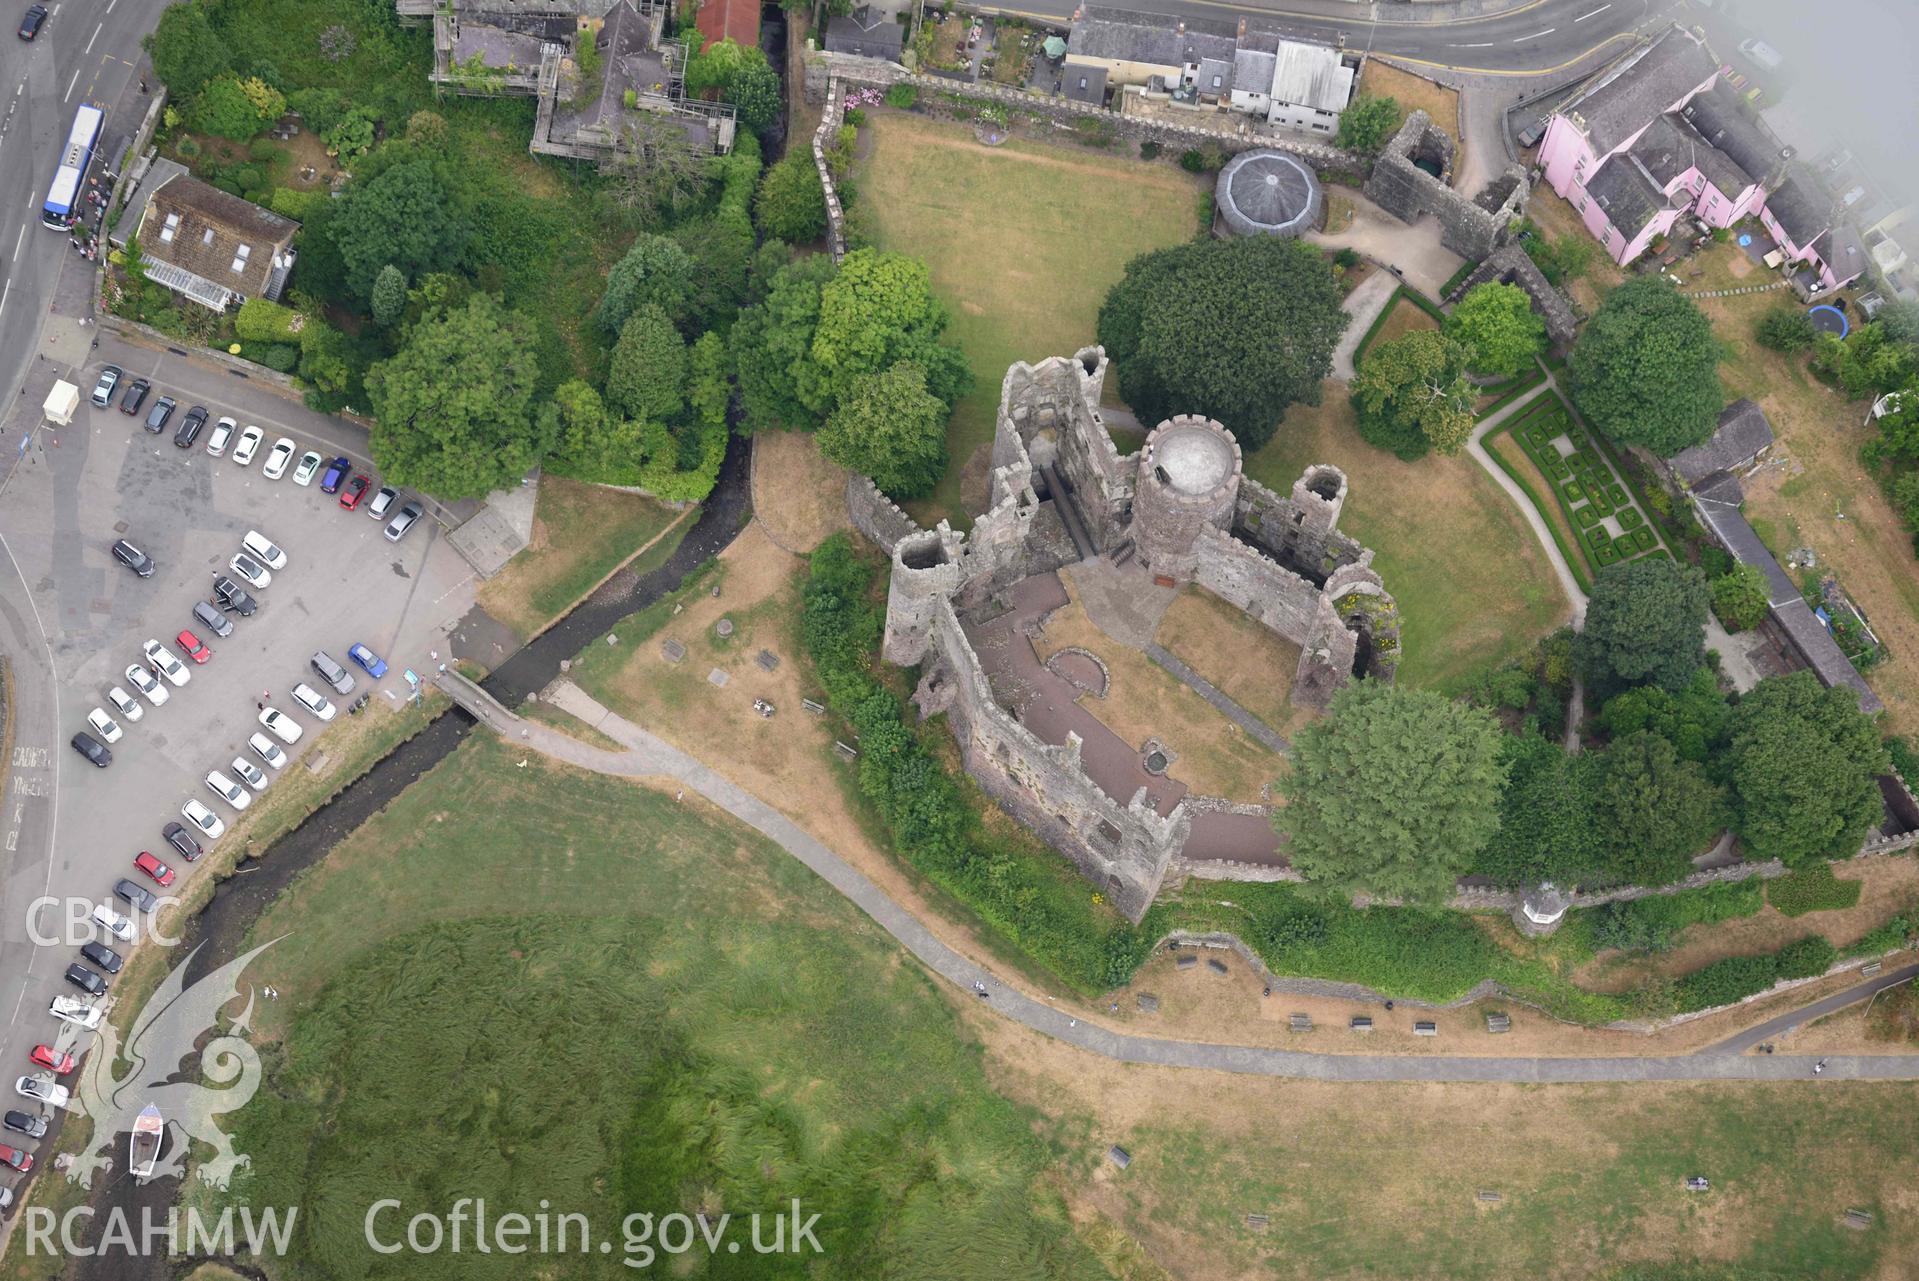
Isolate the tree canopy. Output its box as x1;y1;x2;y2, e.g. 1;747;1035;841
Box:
370;265;408;329
1097;237;1347;451
366;295;545;500
1475;734;1601;888
1567;277;1721;455
145;1;232;99
1591;731;1727;886
811;249;971;410
1728;672;1889;867
1280;682;1507;903
1579;557;1710;695
1596;666;1731;764
328;159;468;302
1445;282;1547;377
817;362;949;498
1350;330;1477;459
731;254;836;432
594;234;695;337
606;304;689;424
1335;95;1401;155
755;152;826;244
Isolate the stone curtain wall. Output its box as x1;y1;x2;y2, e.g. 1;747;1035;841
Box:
1448;243;1580;347
815;79;848;263
1363;109;1527;261
846;473;919;554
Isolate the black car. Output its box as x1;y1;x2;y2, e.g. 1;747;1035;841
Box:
119;377;150;415
173;405;209;449
3;1111;46;1139
17;4;46;40
111;538;154;579
144;396;176;434
69;732;111;768
212;575;259;616
162;820;203;862
79;941;123;974
63;964;106;996
113;879;158;913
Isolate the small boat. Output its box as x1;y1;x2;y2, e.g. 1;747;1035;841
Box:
129;1104;163;1181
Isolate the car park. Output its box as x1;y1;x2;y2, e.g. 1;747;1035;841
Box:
292;683;337;721
242;530;287;570
228;552;271;590
212;575;258;617
367;486;398;520
180;799;225;840
142;638;190;686
172;405;209;450
4;1111;47;1139
262;438;296;480
84;708;121;744
385;502;424;542
63;964;106;997
232;425;264;466
119;378;150;415
15;1076;68;1107
205;417;235;458
111;538;155;578
106;686;143;723
133;850;176;887
91;903;133;941
113;879;159;913
175;629;212;664
123;664;169;707
161;821;203;862
229;757;268;792
49;997;102;1029
339;474;369;510
89;366;120;408
79;941;123;975
248;732;288;770
319;456;351;493
204;771;251;811
69;733;111;768
143;396;176;434
348;643;389;678
292;450;323;486
17;4;47;41
311;650;355;695
29;1047;74;1076
0;1144;31;1173
258;707;302;744
192;599;234;638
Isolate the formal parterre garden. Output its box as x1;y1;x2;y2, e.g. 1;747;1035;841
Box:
1505;391;1669;575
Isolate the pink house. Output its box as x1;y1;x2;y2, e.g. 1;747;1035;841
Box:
1760;170;1870;296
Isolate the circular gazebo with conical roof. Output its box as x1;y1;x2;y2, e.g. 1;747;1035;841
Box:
1215;149;1323;239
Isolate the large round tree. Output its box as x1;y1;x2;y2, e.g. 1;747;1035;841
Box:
1097;237;1347;451
1578;557;1710;696
1728;672;1889;867
1567;277;1722;455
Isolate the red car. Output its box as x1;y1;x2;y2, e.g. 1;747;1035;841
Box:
133;850;175;887
0;1145;31;1173
338;474;369;510
29;1045;73;1075
175;629;211;664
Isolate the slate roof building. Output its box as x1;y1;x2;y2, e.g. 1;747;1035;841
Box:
1665;399;1775;487
132;175;297;312
823;5;902;61
1214;149;1322;238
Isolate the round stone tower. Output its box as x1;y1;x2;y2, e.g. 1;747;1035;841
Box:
1132;415;1242;581
882;526;965;667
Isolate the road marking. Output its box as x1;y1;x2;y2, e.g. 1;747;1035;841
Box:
62;68;79;103
105;0;115;11
10;225;21;263
10;746;45;768
1576;3;1611;20
1453;42;1494;48
85;22;99;53
1513;28;1555;41
0;280;10;320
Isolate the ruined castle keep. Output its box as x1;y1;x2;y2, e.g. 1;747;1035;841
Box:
847;348;1400;919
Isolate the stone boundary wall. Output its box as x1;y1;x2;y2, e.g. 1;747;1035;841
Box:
845;473;918;554
1446;243;1580;347
1448;856;1786;914
814;79;848;263
99;315;308;398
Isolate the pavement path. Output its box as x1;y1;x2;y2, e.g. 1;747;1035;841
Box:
1329;269;1400;381
435;670;1919;1084
1464;383;1589;623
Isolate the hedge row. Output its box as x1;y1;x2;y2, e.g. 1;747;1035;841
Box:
1508;391;1667;575
1765;862;1864;917
1672;936;1838;1012
1350;284;1448;367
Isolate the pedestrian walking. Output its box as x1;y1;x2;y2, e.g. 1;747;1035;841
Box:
256;700;264;711
139;79;147;93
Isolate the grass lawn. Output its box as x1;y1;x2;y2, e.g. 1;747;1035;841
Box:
1485;424;1587;585
1153;586;1316;742
1244;382;1572;690
473;477;690;641
1358;59;1459;146
854;111;1201;526
1523;187;1625;313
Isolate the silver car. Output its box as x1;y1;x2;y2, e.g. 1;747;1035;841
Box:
383;501;424;542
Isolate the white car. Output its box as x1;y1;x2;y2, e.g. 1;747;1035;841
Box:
262;437;296;480
292;450;323;486
123;664;169;708
181;798;226;840
49;997;103;1030
248;732;288;770
257;707;303;745
106;686;144;723
229;757;268;792
291;683;336;722
231;425;264;466
16;1075;68;1107
85;708;122;744
228;552;271;590
91;903;133;942
205;416;236;457
241;530;286;570
205;771;252;811
141;639;190;687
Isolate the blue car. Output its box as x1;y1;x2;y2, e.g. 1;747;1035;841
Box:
348;643;388;679
319;456;351;494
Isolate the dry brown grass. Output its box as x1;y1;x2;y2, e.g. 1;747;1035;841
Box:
1153;586;1316;741
1372;294;1441;348
1033;576;1283;803
1361;58;1460;150
1525;186;1626;313
751;430;853;554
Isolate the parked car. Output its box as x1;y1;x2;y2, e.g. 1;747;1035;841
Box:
191;599;234;639
84;708;121;744
241;530;286;570
262;437;296;480
204;417;235;458
119;377;150;415
17;4;48;42
292;450;323;486
248;732;288;770
143;396;176;434
175;630;211;664
257;707;302;745
348;643;388;679
29;1046;74;1076
319;456;351;494
89;365;120;408
180;799;225;841
291;683;337;721
78;941;123;975
0;1144;31;1173
384;502;425;542
105;686;143;723
91;903;133;942
204;771;251;811
63;964;106;997
122;664;168;707
15;1076;68;1107
110;538;154;578
212;574;258;617
227;552;271;590
133;850;175;887
113;879;159;914
48;997;102;1029
310;650;355;695
141;638;190;686
229;757;268;792
231;425;264;466
338;474;369;510
4;1111;47;1139
69;733;111;768
162;821;202;862
367;486;398;520
172;405;209;449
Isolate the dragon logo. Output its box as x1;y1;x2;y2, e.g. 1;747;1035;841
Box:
63;938;280;1190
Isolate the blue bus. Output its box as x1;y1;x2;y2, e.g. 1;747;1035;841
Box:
42;104;104;231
